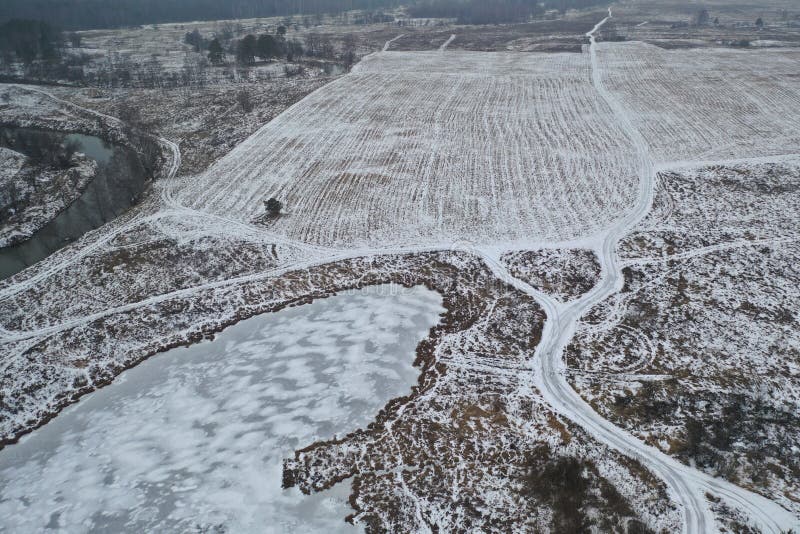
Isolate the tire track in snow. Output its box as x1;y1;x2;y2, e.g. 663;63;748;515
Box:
0;242;483;344
382;34;406;52
622;236;799;267
439;35;456;52
655;152;800;173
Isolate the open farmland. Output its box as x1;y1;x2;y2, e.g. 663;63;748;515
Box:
178;50;640;248
597;42;800;162
2;0;800;531
609;0;800;49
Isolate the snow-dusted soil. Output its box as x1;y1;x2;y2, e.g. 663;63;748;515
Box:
0;147;28;244
2;8;800;531
178;50;640;248
620;162;800;258
597;42;800;162
1;215;292;328
501;248;601;302
0;151;97;248
567;160;800;516
0;285;443;533
0;147;25;183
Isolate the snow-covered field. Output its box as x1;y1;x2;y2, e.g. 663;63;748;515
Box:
176;43;800;251
2;4;800;532
178;50;640;248
597;42;800;162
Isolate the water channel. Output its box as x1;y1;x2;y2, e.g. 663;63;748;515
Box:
0;127;148;279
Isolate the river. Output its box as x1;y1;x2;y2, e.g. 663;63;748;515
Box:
0;127;148;279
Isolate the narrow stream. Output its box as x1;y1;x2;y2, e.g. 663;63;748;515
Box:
0;127;148;279
0;285;444;533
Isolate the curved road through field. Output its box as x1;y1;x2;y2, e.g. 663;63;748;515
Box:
480;10;800;533
3;16;799;533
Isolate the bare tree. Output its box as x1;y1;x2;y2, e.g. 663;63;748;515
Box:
341;34;357;67
694;9;710;26
264;197;282;216
207;38;225;65
236;89;253;113
304;33;319;56
318;35;334;58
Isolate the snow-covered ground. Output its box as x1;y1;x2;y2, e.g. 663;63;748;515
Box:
174;43;799;252
0;147;26;184
178;50;640;248
568;159;800;516
597;42;800;162
0;149;97;248
501;248;601;302
1;5;800;532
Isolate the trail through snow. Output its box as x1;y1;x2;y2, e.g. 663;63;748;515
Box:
382;34;405;52
439;35;456;52
2;16;799;533
478;10;800;534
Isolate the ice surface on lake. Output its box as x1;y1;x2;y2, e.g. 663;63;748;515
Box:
0;285;444;533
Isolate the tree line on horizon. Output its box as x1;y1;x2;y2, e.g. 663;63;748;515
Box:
0;0;404;31
2;0;614;31
407;0;611;25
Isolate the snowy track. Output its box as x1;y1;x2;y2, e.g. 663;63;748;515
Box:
482;12;799;534
1;15;799;533
177;48;641;248
382;34;405;52
439;34;456;51
622;236;800;267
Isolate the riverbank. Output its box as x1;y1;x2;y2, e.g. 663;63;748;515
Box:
0;83;168;200
0;128;153;279
0;141;98;248
0;85;170;277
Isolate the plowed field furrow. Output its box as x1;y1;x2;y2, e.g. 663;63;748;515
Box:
178;51;640;248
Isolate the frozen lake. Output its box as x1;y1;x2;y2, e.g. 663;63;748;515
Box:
0;285;444;533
